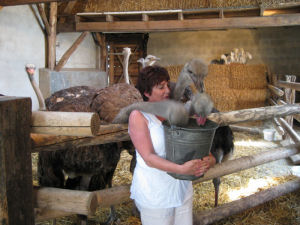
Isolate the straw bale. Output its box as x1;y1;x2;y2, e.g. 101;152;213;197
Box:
206;89;238;112
233;89;267;110
205;64;231;90
229;63;268;89
165;64;183;82
83;0;294;12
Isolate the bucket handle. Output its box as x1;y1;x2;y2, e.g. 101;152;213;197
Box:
170;125;178;161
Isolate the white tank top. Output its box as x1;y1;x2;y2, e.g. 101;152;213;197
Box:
130;111;193;208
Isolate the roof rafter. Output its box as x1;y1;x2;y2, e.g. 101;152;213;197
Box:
0;0;74;6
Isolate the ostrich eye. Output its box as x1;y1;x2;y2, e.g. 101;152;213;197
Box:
187;69;193;74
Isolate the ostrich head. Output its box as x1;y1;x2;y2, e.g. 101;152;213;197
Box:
122;47;132;84
190;93;213;125
25;63;36;80
172;58;208;101
137;54;160;68
183;58;208;93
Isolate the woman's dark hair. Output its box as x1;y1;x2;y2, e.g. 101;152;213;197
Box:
136;66;170;101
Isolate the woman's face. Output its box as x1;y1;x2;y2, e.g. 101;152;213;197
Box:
145;80;170;102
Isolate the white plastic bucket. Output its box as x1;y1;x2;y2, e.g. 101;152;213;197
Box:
263;129;275;141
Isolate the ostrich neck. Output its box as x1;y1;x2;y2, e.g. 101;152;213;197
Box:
172;68;193;101
123;54;130;84
30;75;46;110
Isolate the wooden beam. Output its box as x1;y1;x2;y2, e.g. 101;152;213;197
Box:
58;0;77;24
206;104;300;126
0;0;73;6
0;97;34;225
47;2;57;70
277;80;300;91
32;129;130;152
194;178;300;225
31;111;100;136
36;3;50;35
54;31;89;71
76;14;300;32
268;84;284;97
34;187;97;216
194;143;300;184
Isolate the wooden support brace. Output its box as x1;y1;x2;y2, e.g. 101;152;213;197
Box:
178;12;184;20
36;3;50;35
106;14;113;22
268;84;284;97
142;13;149;21
194;178;300;225
31;111;100;136
55;31;89;71
277;117;300;164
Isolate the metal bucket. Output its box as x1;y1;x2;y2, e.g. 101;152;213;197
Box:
163;119;219;180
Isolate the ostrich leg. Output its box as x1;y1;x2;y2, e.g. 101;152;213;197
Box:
211;147;224;207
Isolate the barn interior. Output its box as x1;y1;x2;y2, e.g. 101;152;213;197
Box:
1;0;300;225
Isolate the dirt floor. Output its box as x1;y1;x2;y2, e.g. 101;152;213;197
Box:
33;121;300;225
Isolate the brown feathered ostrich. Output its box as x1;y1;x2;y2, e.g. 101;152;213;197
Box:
26;62;141;225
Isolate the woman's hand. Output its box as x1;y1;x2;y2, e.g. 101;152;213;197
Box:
180;154;216;177
180;159;208;177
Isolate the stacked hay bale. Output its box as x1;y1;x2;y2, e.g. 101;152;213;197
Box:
166;63;268;112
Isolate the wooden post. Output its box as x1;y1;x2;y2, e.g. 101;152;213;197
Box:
55;31;89;71
95;33;107;71
109;45;115;85
0;97;34;225
48;2;57;69
283;75;296;140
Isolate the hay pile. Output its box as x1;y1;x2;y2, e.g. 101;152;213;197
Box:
166;63;268;112
33;131;300;225
83;0;296;13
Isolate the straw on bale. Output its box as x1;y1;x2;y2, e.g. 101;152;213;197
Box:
165;64;183;82
206;89;238;112
205;64;231;90
229;63;268;89
83;0;296;13
233;89;268;110
165;63;268;112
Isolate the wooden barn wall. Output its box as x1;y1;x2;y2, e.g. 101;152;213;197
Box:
56;32;98;68
147;27;300;77
0;5;45;110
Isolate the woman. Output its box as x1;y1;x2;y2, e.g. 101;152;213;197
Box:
128;66;216;225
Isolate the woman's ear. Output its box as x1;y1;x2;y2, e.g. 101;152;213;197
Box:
144;92;151;98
